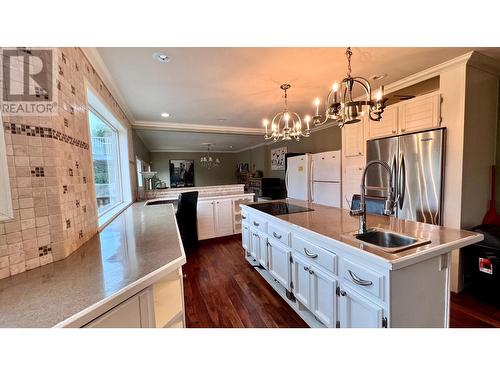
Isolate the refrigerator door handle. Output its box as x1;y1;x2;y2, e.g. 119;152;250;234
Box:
391;154;397;194
398;153;406;209
285;169;289;194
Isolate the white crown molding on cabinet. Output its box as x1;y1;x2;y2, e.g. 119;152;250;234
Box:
81;47;136;124
132;121;266;135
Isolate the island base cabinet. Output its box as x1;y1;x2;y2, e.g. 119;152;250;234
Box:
268;239;291;291
250;229;268;268
292;254;336;328
338;286;384;328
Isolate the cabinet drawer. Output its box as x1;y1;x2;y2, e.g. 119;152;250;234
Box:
341;259;384;300
241;210;250;223
292;235;337;275
268;222;291;247
250;215;267;233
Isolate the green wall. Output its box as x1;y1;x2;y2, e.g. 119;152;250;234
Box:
150;151;240;187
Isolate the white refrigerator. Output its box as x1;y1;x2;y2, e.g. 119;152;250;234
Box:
285;151;341;207
311;151;341;207
285;154;312;201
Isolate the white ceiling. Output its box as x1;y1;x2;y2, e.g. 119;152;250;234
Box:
135;129;264;152
97;47;500;151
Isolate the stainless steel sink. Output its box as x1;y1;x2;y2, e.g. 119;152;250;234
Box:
346;229;431;253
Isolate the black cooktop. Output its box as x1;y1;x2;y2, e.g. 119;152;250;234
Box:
250;202;314;216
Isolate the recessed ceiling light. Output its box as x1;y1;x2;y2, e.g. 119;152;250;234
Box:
153;52;171;63
161;112;170;118
216;118;227;122
229;145;233;149
370;73;388;81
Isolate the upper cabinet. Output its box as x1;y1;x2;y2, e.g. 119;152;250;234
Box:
367;91;441;140
342;118;366;157
368;105;398;139
398;92;441;133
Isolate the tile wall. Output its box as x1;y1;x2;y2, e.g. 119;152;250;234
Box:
0;47;132;279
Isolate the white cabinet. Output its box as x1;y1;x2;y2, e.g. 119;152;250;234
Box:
268;239;291;291
197;199;234;240
338;285;385;328
292;253;337;327
399;92;441;133
197;200;216;240
342;158;364;207
215;199;234;237
342;120;365;157
368;105;398;139
242;223;250;253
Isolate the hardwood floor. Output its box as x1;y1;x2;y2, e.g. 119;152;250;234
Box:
183;235;500;328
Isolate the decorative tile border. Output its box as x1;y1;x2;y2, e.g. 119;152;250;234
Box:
3;122;89;150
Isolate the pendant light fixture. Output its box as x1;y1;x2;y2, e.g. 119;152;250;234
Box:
200;143;221;170
312;47;387;127
263;83;311;141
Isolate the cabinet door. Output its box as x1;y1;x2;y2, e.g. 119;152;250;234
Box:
256;234;268;269
249;229;259;260
338;286;384;328
85;293;144;328
197;200;215;240
310;266;337;328
292;253;312;307
268;239;291;290
399;92;441;133
342;159;364;208
242;224;250;253
343;120;365;157
368;105;398;139
215;199;234;237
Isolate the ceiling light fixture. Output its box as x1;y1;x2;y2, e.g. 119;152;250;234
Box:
263;83;311;142
153;52;170;63
313;47;387;128
200;143;221;170
161;112;170;118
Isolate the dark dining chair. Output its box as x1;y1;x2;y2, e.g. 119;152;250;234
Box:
175;191;199;249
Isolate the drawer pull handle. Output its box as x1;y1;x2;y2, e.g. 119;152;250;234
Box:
340;290;347;296
309;269;314;275
348;270;373;286
253;221;260;227
303;247;318;258
303;266;309;271
242;215;247;219
273;232;282;239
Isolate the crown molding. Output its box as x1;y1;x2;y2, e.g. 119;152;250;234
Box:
150;149;239;153
467;51;500;75
81;47;136;124
133;120;266;135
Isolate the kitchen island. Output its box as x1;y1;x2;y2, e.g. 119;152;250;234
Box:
241;199;483;328
0;203;186;328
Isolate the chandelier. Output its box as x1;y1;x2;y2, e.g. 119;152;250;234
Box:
200;143;221;170
313;47;387;128
263;83;311;141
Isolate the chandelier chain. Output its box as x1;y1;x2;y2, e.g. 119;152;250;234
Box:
346;47;352;77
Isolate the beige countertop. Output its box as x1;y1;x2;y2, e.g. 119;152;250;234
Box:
0;203;186;328
243;199;483;269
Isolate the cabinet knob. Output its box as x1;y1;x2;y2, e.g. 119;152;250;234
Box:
401;128;406;132
392;130;396;134
303;266;309;271
358;152;362;155
340;290;347;296
216;201;219;204
309;269;314;275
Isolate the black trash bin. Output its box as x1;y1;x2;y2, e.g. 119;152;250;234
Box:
464;224;500;307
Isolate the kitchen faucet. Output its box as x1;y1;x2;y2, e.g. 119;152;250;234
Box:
350;160;396;234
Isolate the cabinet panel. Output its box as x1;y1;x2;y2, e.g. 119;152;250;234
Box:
342;158;364;207
249;229;260;260
311;266;337;328
368;105;398;139
268;239;291;290
343;121;365;157
255;232;268;269
242;224;250;253
399;92;441;133
215;199;234;237
292;254;312;307
197;200;215;240
85;294;143;328
339;286;384;328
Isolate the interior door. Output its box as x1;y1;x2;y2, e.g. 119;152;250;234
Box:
286;155;310;201
312;151;341;182
197;200;215;240
312;181;341;207
339;286;384;328
268;239;291;290
398;129;444;225
215;199;234;236
292;253;312;307
310;266;337;328
366;136;398;198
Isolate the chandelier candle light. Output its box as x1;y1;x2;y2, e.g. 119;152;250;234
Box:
263;83;311;142
313;47;387;128
200;143;221;170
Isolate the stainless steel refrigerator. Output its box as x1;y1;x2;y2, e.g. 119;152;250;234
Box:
366;128;445;225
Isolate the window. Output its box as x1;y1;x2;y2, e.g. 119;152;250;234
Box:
136;157;143;188
87;88;132;227
89;110;123;215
